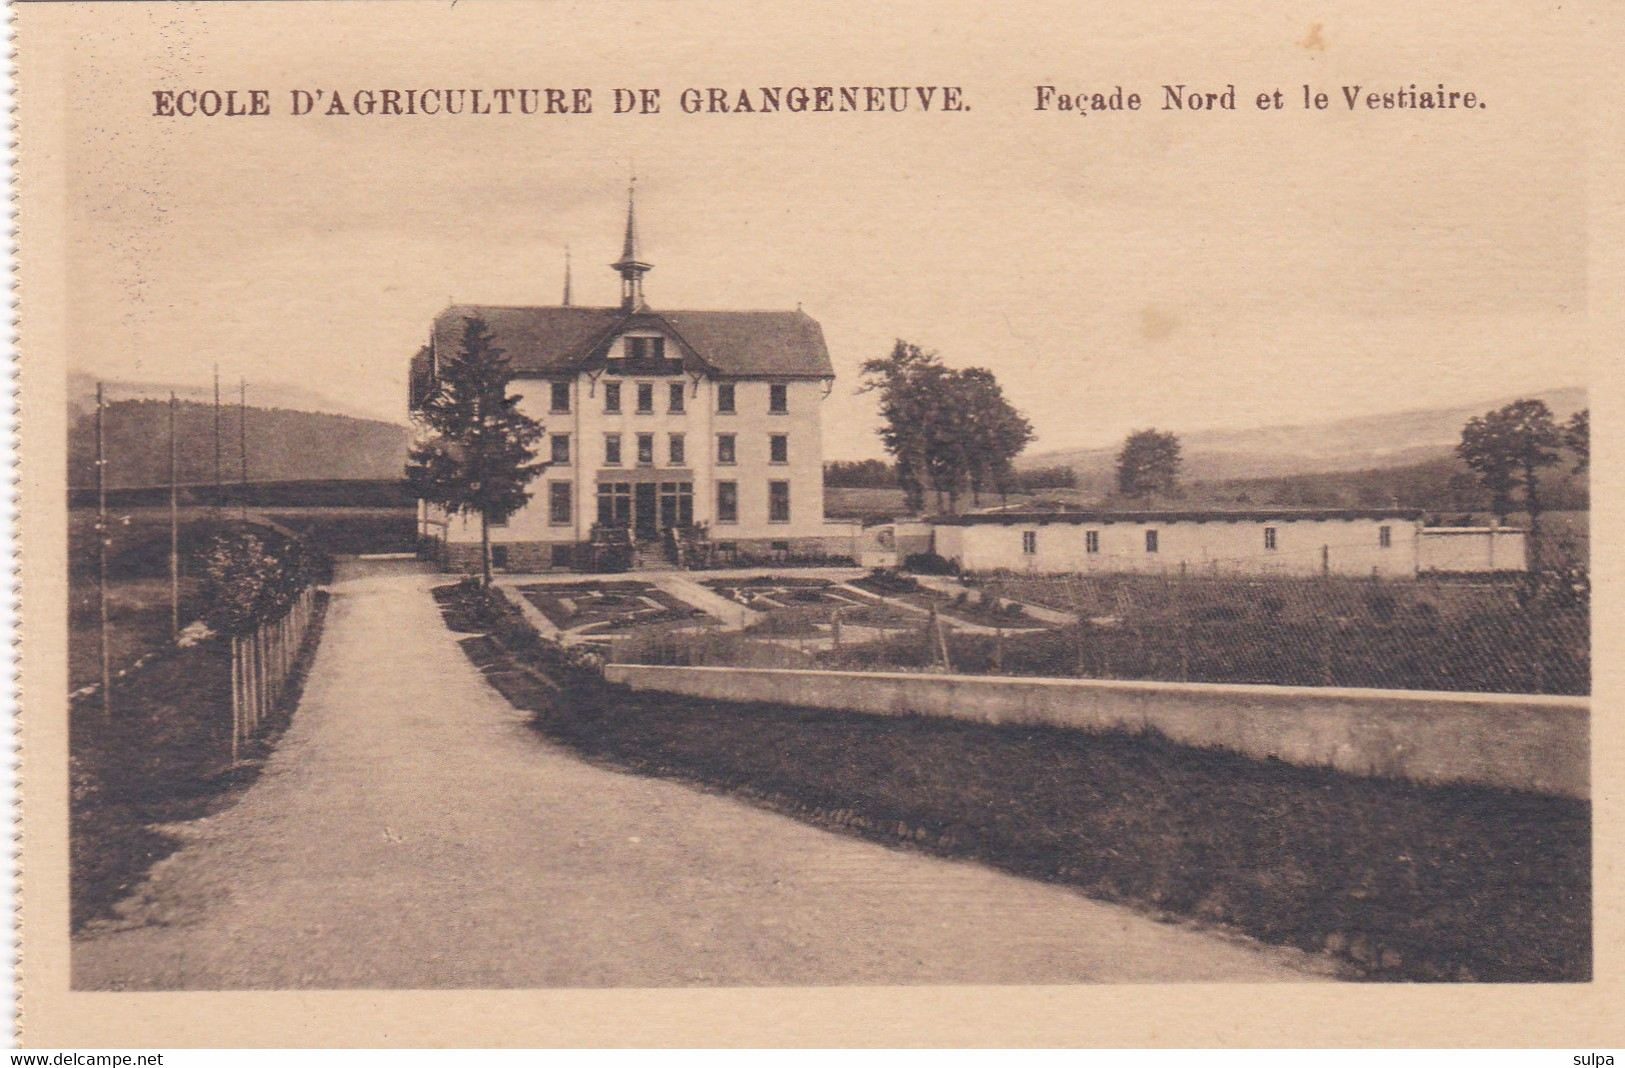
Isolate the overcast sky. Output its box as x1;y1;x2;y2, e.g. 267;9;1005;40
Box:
52;2;1589;460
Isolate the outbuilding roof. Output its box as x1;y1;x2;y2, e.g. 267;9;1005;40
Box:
431;303;835;379
929;508;1426;526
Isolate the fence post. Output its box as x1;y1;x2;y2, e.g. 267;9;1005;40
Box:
230;635;241;764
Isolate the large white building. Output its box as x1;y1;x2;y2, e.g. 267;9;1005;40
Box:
411;188;858;571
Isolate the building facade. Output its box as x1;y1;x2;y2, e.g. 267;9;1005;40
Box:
411;189;858;571
927;508;1524;578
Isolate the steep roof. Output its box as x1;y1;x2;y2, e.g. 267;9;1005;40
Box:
432;304;835;379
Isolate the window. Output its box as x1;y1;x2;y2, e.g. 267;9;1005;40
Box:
669;433;686;465
1264;526;1277;550
771;540;790;553
627;336;665;361
769;383;788;413
1145;529;1159;553
1379;525;1393;548
769;480;791;523
597;482;632;526
669;382;685;413
636;382;654;413
716;480;738;523
659;481;694;529
604;433;622;466
1022;531;1038;555
548;481;572;525
550;381;571;413
487;515;508;529
1085;530;1100;554
769;433;789;464
717;383;736;413
603;381;621;413
636;433;654;466
717;433;737;464
550;434;570;465
490;545;509;570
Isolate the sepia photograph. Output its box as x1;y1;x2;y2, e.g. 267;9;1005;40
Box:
13;0;1622;1050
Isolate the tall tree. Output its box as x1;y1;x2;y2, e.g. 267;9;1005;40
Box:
860;341;939;512
1115;429;1182;499
1457;399;1563;553
1565;408;1589;474
407;316;546;586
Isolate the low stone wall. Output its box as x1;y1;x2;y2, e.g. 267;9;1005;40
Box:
604;665;1589;799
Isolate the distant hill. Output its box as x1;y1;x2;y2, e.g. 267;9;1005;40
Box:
68;370;398;427
1019;387;1588;493
69;397;411;490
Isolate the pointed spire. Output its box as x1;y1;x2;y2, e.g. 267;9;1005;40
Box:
562;244;573;307
611;174;653;311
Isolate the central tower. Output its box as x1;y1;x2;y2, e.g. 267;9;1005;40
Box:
610;178;653;311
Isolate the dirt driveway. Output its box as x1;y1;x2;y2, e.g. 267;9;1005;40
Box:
73;558;1329;989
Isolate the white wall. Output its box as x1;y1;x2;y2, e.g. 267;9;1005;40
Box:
1418;528;1528;573
935;516;1421;577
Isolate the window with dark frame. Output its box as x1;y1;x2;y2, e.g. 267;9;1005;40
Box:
603;381;621;413
1145;529;1159;553
1022;531;1037;555
669;433;685;465
550;381;571;413
637;433;654;466
769;480;790;522
1264;526;1277;550
548;481;572;525
636;382;654;413
550;434;570;465
769;383;788;413
669;382;685;413
604;433;622;466
769;433;788;464
716;480;738;523
597;482;632;526
717;383;736;413
1085;530;1100;553
717;433;736;464
1380;525;1393;548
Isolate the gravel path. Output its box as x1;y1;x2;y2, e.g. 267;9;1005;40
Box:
73;558;1329;989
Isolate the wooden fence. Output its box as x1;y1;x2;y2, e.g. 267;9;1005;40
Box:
229;587;318;761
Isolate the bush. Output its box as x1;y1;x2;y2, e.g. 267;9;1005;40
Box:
198;528;330;635
903;551;959;575
861;568;920;595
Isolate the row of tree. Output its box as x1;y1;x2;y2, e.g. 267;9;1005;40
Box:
860;341;1035;512
824;458;1078;492
1456;399;1587;542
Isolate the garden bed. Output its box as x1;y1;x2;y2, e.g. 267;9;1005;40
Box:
517;581;705;632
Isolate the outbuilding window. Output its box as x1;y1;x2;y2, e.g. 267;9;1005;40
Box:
1022;531;1038;555
1145;529;1159;553
1379;525;1393;548
1264;526;1277;550
1085;530;1100;553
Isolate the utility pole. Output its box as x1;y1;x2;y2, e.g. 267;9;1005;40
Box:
213;363;222;498
238;377;249;519
169;391;179;637
96;381;111;720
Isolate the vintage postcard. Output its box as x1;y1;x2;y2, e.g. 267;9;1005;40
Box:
11;0;1624;1049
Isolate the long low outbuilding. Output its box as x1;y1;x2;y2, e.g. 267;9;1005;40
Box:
923;508;1527;578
